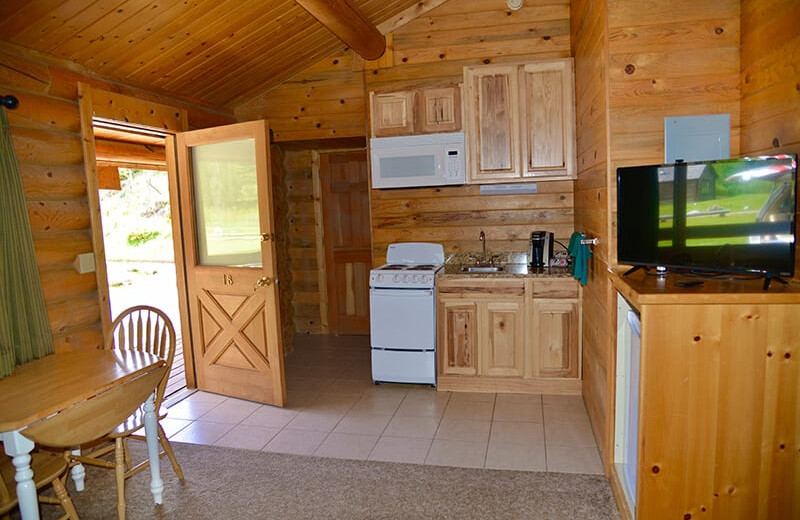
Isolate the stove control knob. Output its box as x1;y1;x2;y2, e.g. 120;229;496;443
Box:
374;274;382;283
422;275;431;284
413;274;421;283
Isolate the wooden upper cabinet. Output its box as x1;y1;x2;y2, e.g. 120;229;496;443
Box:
370;91;415;137
521;60;576;179
464;64;521;181
416;86;462;134
464;58;576;184
370;85;462;137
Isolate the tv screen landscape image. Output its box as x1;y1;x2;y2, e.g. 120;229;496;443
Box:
617;155;797;279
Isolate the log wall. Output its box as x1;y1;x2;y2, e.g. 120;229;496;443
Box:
281;149;324;334
0;46;233;353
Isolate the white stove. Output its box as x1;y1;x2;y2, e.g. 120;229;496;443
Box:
369;243;444;386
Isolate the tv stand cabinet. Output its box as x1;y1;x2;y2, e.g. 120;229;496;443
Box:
609;269;800;520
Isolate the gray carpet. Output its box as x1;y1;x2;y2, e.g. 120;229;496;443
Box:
38;442;620;519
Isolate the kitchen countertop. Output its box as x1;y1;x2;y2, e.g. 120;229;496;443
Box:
441;263;573;278
442;250;573;278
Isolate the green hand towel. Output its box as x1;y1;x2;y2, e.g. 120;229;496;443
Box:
568;232;592;285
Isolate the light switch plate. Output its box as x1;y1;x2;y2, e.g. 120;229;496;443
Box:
73;252;96;274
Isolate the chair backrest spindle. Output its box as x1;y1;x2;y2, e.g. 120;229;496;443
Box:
105;306;176;409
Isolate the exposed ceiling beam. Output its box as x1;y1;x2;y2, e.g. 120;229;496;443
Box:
295;0;386;61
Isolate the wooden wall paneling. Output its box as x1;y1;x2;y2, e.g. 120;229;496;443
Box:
235;53;366;142
571;0;612;473
607;0;741;166
740;0;800;280
391;0;570;65
370;182;574;265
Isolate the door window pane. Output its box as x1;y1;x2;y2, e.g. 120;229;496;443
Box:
191;138;261;267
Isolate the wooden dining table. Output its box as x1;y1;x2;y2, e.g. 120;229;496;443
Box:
0;349;167;520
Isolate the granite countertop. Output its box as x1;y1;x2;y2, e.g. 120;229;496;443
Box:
442;251;573;279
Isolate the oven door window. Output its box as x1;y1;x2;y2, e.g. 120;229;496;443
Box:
370;288;435;350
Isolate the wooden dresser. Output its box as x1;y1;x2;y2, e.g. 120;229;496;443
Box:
609;269;800;520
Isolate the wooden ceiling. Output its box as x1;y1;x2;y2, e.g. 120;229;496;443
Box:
0;0;441;109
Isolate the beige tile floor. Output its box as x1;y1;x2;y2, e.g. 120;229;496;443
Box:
163;335;603;474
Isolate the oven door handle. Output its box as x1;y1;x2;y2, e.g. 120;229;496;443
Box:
370;288;433;297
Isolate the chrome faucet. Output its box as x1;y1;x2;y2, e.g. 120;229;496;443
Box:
479;230;488;265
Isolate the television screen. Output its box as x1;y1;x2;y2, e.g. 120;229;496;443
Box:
617;155;797;278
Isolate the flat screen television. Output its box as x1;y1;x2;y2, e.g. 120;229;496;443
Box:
617;155;797;282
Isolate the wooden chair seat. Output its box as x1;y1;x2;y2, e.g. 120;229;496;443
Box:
0;451;79;520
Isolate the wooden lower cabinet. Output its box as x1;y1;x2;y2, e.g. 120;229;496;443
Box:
482;300;525;377
532;299;580;378
437;276;580;393
439;299;478;376
610;271;800;520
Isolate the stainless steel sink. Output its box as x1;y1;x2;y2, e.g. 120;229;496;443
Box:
461;265;504;273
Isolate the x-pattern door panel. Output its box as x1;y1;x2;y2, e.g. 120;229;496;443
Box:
175;120;285;406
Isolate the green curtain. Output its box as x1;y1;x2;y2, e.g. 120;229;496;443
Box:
0;108;54;378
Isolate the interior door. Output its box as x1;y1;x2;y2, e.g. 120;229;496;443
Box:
321;150;371;335
175;120;285;406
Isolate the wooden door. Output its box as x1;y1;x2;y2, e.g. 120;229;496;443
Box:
175;120;285;406
320;150;371;335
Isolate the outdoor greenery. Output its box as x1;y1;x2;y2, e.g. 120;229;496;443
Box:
100;168;175;263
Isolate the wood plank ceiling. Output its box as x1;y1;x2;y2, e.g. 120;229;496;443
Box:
0;0;427;109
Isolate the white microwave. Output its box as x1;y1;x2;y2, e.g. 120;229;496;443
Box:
369;132;466;189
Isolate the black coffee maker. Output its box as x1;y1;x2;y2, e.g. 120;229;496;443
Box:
529;231;554;268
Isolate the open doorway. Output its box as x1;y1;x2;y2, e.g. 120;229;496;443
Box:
98;166;187;400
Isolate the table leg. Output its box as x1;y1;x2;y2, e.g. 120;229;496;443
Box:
143;392;164;504
1;431;40;520
70;448;85;491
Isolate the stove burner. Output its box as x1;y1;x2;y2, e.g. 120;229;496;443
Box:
380;264;407;270
409;264;436;270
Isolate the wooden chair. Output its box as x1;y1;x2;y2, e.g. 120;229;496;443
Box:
70;306;184;517
0;450;79;520
21;364;167;520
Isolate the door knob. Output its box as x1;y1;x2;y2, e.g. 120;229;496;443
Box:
253;276;272;290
